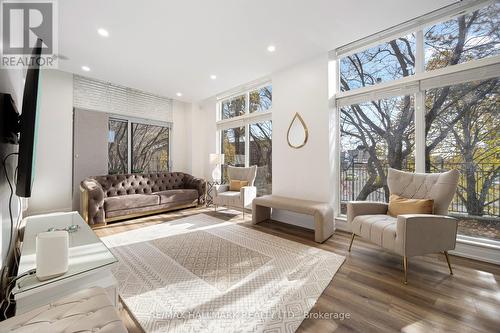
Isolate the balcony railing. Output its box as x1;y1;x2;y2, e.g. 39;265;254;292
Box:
340;162;499;218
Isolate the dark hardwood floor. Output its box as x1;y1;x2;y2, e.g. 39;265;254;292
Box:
94;207;500;333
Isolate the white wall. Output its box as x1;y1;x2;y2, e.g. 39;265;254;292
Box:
189;97;217;179
27;70;74;215
270;55;332;228
171;100;191;173
163;99;214;177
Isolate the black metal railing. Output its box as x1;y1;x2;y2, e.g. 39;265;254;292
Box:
340;161;499;217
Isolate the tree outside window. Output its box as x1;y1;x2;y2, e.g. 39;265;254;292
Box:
108;119;171;174
339;3;499;241
132;123;169;173
108;119;128;174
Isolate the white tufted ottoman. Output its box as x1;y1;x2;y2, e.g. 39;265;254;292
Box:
0;287;127;333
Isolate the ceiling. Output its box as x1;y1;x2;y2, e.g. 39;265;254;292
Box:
58;0;455;102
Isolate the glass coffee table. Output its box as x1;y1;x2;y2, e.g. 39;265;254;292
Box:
12;211;118;315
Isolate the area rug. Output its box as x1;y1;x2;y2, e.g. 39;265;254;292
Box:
101;213;345;333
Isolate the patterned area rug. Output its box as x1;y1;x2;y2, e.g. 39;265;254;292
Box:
102;213;345;333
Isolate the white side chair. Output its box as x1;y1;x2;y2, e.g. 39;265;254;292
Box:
347;168;460;284
214;165;257;217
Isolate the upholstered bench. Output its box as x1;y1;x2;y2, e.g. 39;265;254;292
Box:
252;195;334;243
0;287;127;333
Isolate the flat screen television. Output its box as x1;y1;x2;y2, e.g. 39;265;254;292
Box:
16;39;43;197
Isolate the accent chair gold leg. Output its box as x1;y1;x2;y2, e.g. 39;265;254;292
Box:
444;251;453;275
348;233;355;252
403;256;408;285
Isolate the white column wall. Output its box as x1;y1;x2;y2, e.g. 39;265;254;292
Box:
270;55;331;228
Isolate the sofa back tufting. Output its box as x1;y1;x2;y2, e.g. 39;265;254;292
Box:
93;172;188;197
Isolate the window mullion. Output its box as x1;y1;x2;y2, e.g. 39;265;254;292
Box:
245;91;250;115
331;56;342;217
127;121;132;173
414;91;426;173
244;92;250;167
168;127;172;172
415;30;426;173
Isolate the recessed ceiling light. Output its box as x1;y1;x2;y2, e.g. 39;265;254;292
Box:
97;28;109;37
210;74;217;80
176;92;182;97
267;45;276;52
81;66;90;72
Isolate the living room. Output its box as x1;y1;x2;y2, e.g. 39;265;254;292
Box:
0;0;499;332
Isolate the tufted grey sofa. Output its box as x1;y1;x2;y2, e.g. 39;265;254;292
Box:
80;172;206;225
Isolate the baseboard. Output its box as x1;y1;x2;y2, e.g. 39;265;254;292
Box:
24;206;73;217
450;236;500;265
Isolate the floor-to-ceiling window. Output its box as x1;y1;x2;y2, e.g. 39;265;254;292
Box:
333;0;499;245
218;83;272;196
107;117;171;174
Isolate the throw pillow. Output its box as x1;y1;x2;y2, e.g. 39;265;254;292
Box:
387;194;434;217
229;180;249;191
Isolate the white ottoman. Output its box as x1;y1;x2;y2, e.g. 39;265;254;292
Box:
0;287;127;333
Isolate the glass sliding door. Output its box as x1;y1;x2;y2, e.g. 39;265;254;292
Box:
108;118;171;174
131;123;170;173
108;119;128;174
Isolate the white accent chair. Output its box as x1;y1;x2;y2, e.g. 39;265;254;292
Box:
214;165;257;217
347;168;460;284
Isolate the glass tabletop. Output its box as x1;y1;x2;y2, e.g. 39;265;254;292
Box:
13;212;117;295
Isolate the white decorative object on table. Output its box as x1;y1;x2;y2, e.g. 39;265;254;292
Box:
13;212;118;315
35;230;69;281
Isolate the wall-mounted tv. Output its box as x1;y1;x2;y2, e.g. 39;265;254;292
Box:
16;39;43;198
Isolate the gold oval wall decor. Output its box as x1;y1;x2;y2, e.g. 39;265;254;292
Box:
287;112;308;149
